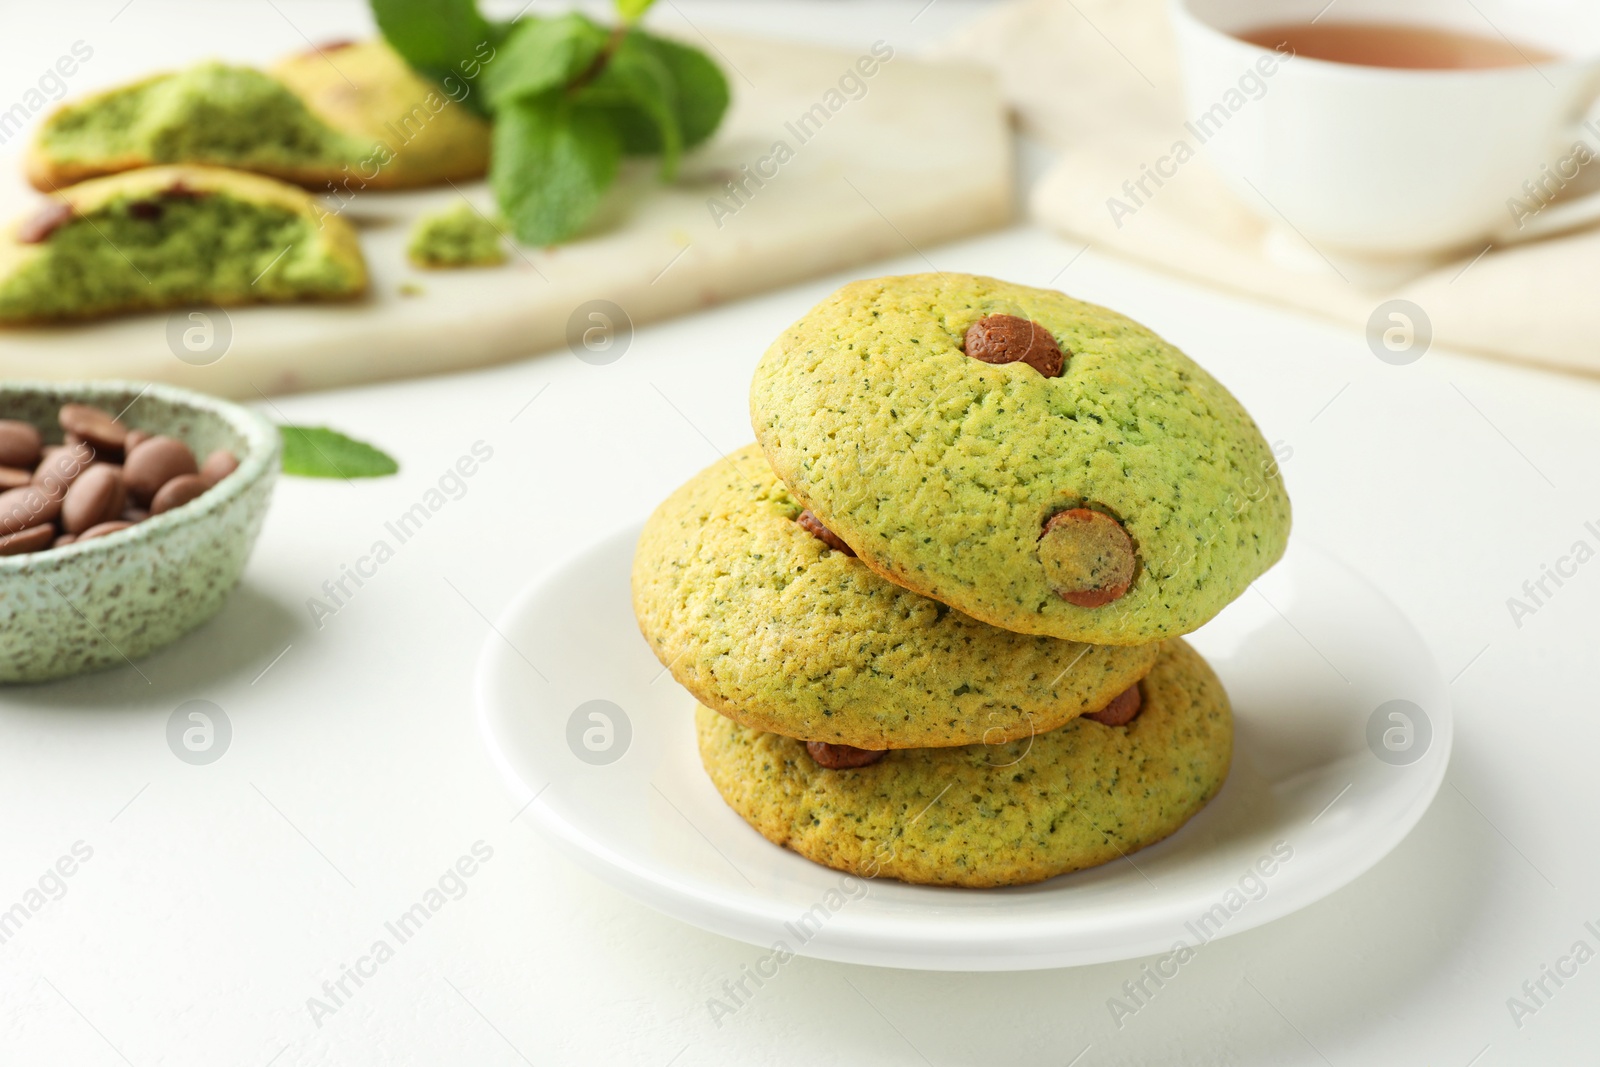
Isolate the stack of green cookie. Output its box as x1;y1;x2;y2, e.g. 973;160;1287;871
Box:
633;273;1292;888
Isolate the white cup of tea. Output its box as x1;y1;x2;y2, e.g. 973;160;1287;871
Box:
1169;0;1600;259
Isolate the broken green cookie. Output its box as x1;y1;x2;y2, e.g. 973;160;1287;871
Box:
407;202;506;269
27;63;372;191
0;164;367;324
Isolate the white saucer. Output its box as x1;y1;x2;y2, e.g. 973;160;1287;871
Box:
475;526;1451;971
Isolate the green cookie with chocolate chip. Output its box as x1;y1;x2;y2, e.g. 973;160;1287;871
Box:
0;164;366;324
696;639;1232;888
27;45;491;193
749;273;1292;645
631;445;1159;750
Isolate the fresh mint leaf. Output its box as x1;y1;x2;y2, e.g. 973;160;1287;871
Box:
279;426;399;479
576;35;682;177
369;0;729;245
614;0;657;24
633;31;728;150
482;13;609;110
370;0;500;113
492;94;621;245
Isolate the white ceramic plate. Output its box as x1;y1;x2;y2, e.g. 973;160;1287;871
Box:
476;525;1451;971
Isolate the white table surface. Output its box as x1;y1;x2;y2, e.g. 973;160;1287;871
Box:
5;3;1600;1065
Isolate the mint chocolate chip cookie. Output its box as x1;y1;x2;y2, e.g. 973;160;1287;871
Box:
696;639;1232;888
632;445;1159;750
271;40;491;190
749;273;1291;645
27;63;371;191
0;165;366;324
27;46;490;193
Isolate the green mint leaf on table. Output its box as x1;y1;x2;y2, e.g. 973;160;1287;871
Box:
614;0;657;24
279;426;399;479
482;13;609;111
576;34;683;178
370;0;502;115
492;94;621;246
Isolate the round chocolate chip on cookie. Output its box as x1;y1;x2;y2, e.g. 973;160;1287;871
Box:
964;314;1065;377
796;509;855;556
806;741;886;769
1084;682;1142;726
1039;508;1137;608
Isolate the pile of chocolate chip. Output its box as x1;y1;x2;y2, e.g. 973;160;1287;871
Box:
0;403;239;556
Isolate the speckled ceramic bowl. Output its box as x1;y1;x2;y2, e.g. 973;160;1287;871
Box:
0;381;277;683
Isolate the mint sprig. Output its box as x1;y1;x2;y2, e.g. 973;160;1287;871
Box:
371;0;730;246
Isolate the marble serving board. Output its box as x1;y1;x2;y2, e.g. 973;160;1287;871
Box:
0;34;1011;398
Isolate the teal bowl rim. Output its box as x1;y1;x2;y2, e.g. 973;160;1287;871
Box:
0;379;278;573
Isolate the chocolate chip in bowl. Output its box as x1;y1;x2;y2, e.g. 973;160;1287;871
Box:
0;402;240;551
125;435;200;505
0;381;277;683
0;419;42;468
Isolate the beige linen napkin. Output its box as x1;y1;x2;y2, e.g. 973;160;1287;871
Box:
937;0;1600;377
